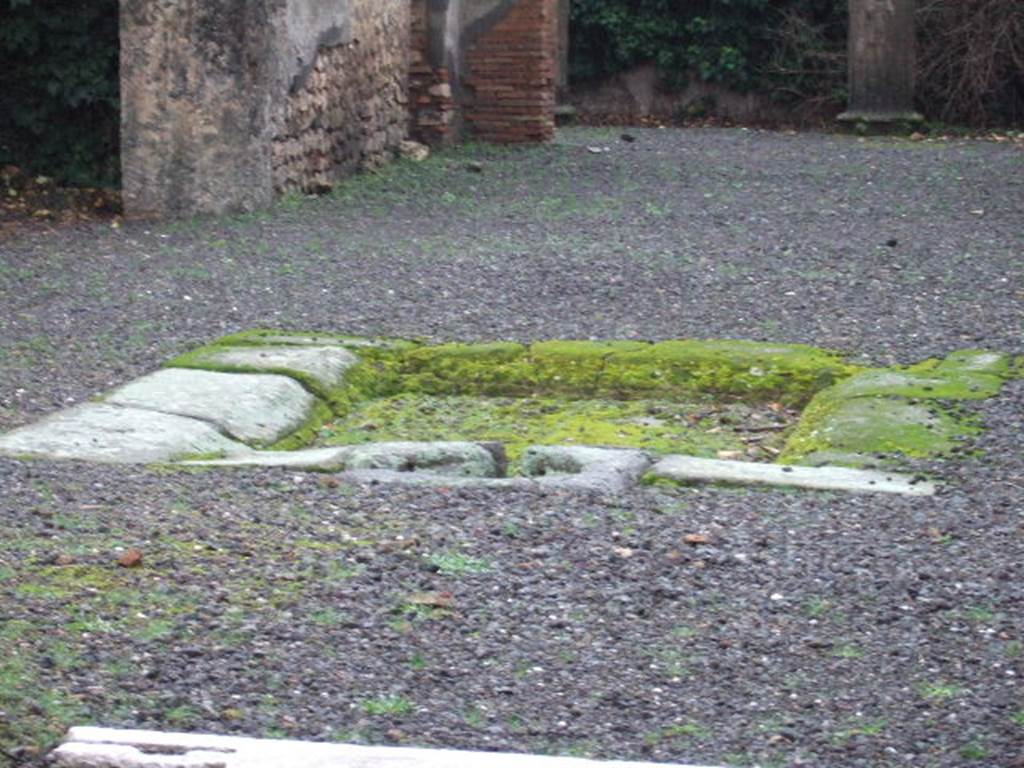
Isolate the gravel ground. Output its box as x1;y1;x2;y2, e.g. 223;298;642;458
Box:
0;127;1022;767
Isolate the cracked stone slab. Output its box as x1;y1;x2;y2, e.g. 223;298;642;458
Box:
648;455;935;496
106;368;317;445
182;345;358;391
52;727;725;768
0;404;250;464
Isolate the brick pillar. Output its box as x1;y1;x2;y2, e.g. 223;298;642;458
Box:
462;0;556;143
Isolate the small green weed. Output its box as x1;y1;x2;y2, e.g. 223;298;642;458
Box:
309;608;347;626
918;681;964;702
330;727;370;744
833;643;863;659
409;652;428;671
804;597;832;618
964;605;996;622
831;718;886;744
959;740;989;760
651;648;690;679
644;722;709;744
134;618;177;642
164;705;201;728
362;695;414;716
463;706;486;728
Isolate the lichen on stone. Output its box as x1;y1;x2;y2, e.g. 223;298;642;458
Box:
779;348;1013;467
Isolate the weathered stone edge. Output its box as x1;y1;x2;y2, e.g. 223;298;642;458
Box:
52;727;725;768
646;455;935;496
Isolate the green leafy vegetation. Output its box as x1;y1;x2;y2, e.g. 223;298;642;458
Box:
959;739;990;760
918;681;964;702
643;721;710;744
569;0;848;106
0;0;119;186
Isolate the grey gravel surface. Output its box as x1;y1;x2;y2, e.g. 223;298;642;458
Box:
0;127;1022;768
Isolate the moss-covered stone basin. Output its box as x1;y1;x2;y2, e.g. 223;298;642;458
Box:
165;330;1018;473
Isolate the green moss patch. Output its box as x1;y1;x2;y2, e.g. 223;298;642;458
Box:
781;398;979;466
822;368;1003;401
780;349;1013;467
394;338;857;405
599;340;858;405
316;393;793;468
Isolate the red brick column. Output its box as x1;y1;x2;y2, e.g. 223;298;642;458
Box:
463;0;556;143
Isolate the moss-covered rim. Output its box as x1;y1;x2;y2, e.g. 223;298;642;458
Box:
167;330;1019;470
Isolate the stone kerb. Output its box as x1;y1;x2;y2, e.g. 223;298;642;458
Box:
53;727;727;768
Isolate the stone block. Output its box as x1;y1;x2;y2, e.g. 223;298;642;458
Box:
106;369;317;445
181;345;358;392
0;404;249;464
647;455;934;496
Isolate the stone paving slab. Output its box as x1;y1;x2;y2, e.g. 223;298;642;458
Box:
106;368;316;445
186;442;502;477
181;446;355;471
52;728;725;768
648;455;935;495
339;446;651;493
182;345;358;391
0;404;250;464
343;441;501;476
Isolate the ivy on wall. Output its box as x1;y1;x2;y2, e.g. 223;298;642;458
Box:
568;0;847;93
0;0;120;187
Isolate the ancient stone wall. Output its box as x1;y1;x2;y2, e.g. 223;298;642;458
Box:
120;0;278;218
120;0;553;217
121;0;409;216
272;1;410;193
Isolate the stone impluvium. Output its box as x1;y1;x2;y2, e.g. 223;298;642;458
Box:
0;330;1016;495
